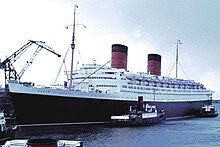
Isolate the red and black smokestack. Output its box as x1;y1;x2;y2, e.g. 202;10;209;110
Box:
111;44;128;70
147;54;161;76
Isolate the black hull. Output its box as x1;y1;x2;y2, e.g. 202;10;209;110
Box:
10;93;211;125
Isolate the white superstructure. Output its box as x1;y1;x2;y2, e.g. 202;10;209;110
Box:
65;63;213;102
8;63;213;103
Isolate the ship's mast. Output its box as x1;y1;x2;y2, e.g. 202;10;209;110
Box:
69;5;78;90
175;39;182;79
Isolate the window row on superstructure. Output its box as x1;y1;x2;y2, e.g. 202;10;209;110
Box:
127;80;204;90
74;76;116;80
125;73;205;90
96;85;117;87
122;85;210;93
121;90;210;96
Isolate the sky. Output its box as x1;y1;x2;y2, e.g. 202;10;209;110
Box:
0;0;220;99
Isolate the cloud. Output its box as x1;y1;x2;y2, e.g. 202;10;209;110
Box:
133;25;142;39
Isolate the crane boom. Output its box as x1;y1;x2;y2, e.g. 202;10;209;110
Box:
18;41;61;80
18;46;42;80
0;40;61;87
29;40;61;57
0;41;33;69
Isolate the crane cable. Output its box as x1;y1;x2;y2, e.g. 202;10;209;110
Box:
53;46;70;84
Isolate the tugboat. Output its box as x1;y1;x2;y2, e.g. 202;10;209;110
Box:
199;105;218;117
0;110;17;145
110;96;165;127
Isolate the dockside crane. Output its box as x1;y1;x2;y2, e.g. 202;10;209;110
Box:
0;40;61;87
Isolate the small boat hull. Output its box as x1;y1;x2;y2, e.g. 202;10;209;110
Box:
199;105;218;118
199;112;218;117
110;116;164;127
3;139;83;147
110;97;166;127
0;130;16;145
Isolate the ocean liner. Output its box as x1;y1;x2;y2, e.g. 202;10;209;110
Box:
7;7;214;125
8;42;214;125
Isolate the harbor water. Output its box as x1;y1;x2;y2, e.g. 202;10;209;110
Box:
16;103;220;147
